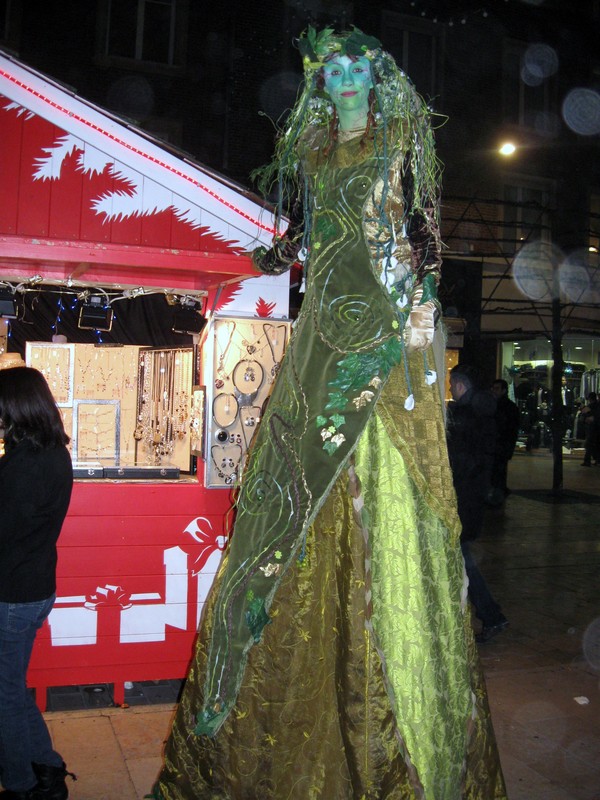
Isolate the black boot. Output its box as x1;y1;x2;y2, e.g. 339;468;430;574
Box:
31;762;77;800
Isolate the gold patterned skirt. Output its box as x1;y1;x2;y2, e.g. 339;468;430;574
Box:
154;366;506;800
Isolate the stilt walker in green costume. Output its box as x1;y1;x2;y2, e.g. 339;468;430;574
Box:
153;27;507;800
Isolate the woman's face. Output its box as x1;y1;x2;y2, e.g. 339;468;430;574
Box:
322;55;373;117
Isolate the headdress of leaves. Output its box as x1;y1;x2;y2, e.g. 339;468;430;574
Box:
298;26;382;70
252;27;443;238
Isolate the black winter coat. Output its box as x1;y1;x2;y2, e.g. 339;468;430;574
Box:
494;395;520;461
0;439;73;602
446;389;496;541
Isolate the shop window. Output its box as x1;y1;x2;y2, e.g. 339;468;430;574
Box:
0;0;9;40
143;116;183;146
380;11;440;101
503;40;552;130
503;179;553;253
96;0;188;71
0;0;22;52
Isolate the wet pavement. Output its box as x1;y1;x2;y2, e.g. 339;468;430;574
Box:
477;450;600;800
9;451;600;799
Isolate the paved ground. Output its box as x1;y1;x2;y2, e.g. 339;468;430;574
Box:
476;450;600;800
12;451;600;798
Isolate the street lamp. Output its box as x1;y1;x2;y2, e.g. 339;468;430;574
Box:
499;141;517;156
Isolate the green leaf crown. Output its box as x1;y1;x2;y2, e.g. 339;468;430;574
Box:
298;26;383;70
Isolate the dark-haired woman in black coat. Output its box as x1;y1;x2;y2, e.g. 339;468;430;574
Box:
0;366;74;800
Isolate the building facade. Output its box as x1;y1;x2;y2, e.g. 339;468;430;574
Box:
2;0;600;389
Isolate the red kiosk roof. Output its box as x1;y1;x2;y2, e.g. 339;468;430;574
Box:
0;50;277;292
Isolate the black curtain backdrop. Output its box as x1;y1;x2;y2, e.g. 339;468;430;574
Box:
5;290;199;355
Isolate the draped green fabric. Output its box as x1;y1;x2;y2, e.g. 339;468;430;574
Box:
153;120;507;799
154;369;506;798
355;411;471;798
196;136;407;737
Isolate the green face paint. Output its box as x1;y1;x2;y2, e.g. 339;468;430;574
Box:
322;55;373;129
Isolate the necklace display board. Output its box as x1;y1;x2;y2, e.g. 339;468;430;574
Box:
205;316;291;488
134;347;195;472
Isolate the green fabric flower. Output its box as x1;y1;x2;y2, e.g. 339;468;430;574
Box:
245;597;271;643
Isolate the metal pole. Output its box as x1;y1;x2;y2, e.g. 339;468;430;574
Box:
550;289;563;494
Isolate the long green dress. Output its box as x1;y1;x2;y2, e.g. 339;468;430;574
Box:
154;125;507;799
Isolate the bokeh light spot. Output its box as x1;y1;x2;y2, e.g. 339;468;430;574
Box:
583;617;600;670
523;43;559;84
559;249;600;304
562;88;600;136
512;241;563;302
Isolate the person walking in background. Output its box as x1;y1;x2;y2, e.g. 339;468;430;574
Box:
489;378;520;504
560;375;575;436
447;364;509;644
0;367;75;800
581;392;599;467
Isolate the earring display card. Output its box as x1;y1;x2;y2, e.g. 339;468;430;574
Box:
27;343;75;406
205;316;291;488
27;342;140;467
72;400;121;462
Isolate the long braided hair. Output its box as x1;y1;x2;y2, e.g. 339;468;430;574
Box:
253;27;442;235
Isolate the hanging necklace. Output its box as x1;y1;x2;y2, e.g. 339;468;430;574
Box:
212;392;239;428
210;443;242;485
215;321;237;387
172;351;191;440
240;323;270;359
232;359;265;407
241;323;260;355
263;323;288;382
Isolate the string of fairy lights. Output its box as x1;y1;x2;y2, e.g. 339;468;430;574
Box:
403;0;523;27
0;278;207;344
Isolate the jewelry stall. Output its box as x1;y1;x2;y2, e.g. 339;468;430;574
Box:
0;50;292;708
25;325;290;710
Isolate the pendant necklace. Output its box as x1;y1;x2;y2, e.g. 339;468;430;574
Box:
212;392;240;428
263;323;288;382
215;322;237;387
210;443;242;485
232;359;265;407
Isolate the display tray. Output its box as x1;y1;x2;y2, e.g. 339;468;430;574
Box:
103;465;181;480
73;464;104;479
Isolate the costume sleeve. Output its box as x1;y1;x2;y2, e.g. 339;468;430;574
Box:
400;150;442;294
251;196;305;276
364;131;441;299
383;142;441;352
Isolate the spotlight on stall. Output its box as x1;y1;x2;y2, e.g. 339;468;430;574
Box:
78;295;114;331
0;288;18;318
171;296;206;335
